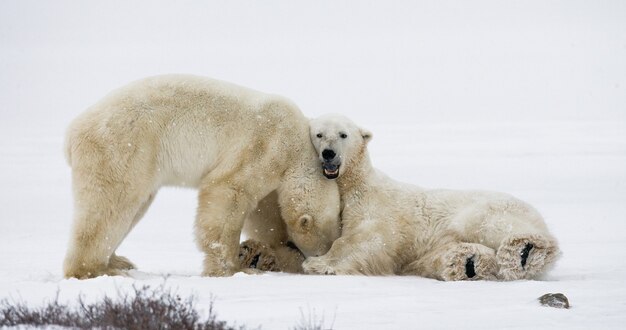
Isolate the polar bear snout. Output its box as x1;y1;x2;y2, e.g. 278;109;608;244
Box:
321;149;341;179
322;149;336;160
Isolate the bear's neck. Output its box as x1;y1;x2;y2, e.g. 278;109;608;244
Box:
337;148;373;195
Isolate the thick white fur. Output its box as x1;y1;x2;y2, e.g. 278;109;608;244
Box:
303;115;560;280
63;75;340;279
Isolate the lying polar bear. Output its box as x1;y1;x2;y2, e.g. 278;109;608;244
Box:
63;75;340;278
302;114;560;280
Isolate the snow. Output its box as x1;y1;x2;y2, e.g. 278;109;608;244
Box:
1;1;626;329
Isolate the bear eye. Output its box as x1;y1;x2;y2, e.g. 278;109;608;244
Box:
340;133;348;139
316;133;323;138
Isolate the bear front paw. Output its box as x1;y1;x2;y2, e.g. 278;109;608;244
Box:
238;239;280;272
302;256;337;275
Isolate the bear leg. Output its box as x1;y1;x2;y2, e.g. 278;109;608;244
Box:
405;242;497;281
303;234;395;275
63;165;155;279
196;183;253;276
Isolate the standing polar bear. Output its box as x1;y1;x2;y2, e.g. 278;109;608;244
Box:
303;115;560;280
63;75;340;279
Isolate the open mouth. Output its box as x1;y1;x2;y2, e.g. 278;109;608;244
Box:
322;163;340;179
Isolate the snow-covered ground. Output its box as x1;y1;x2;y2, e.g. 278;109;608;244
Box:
1;1;625;329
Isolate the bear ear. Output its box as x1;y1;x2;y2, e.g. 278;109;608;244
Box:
298;214;313;231
360;128;373;143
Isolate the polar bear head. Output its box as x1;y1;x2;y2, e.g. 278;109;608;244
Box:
278;171;341;257
309;114;372;179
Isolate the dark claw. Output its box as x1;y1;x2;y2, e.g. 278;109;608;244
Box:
286;240;300;251
239;243;251;259
250;253;261;269
520;243;534;268
465;256;476;278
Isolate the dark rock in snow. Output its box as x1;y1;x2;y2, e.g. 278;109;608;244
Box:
539;293;570;309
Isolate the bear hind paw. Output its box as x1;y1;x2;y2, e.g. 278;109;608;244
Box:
496;234;560;280
441;244;497;281
520;243;533;268
465;255;477;279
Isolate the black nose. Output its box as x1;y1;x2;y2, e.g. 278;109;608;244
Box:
322;149;336;160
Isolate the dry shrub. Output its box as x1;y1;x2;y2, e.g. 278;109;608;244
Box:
291;307;335;330
0;284;242;330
